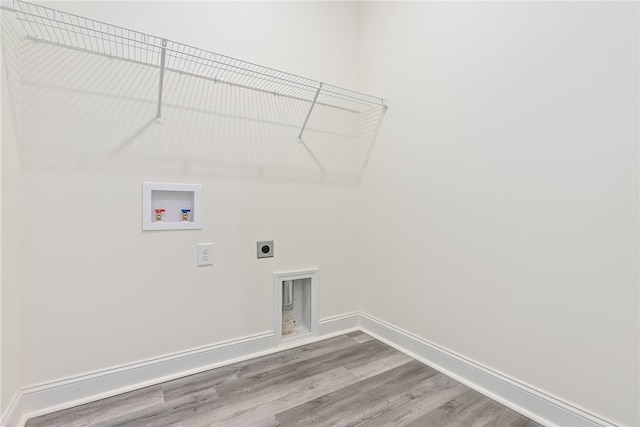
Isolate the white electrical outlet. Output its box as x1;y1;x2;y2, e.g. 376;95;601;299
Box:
197;243;213;266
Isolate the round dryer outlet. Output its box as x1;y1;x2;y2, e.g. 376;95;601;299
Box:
257;241;274;258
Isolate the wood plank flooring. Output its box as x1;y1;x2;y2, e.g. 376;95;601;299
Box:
25;332;544;427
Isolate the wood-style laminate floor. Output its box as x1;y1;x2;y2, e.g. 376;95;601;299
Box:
26;332;544;427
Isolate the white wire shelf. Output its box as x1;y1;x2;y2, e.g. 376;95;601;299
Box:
7;0;388;180
11;0;387;113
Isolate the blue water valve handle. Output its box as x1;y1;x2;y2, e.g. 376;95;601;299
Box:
181;209;191;221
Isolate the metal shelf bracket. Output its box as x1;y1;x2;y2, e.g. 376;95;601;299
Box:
297;82;322;144
155;39;167;124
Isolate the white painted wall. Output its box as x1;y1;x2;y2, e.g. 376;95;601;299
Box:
18;1;362;386
1;8;24;415
3;2;639;426
357;2;639;426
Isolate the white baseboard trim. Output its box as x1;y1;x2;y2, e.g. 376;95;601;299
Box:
357;313;618;427
1;390;23;427
12;331;274;427
5;312;619;427
8;313;360;427
318;312;360;336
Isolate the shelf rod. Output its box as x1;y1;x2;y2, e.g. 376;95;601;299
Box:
297;82;322;144
22;35;365;116
155;39;167;124
12;1;386;109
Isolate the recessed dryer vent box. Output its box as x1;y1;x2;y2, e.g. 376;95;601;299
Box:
142;182;202;231
273;268;319;346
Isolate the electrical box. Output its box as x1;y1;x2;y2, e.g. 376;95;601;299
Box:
257;241;274;258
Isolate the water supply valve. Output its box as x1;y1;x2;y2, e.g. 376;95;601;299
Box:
154;209;165;221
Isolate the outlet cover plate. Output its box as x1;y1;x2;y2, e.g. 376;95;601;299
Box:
257;241;274;258
198;243;213;266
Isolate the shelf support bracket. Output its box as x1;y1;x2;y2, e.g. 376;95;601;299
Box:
155;39;167;124
297;82;322;144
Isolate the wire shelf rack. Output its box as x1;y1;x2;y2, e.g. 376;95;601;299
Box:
7;0;388;179
11;0;386;112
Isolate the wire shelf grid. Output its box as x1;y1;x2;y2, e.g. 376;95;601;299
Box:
12;0;385;113
8;0;387;180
